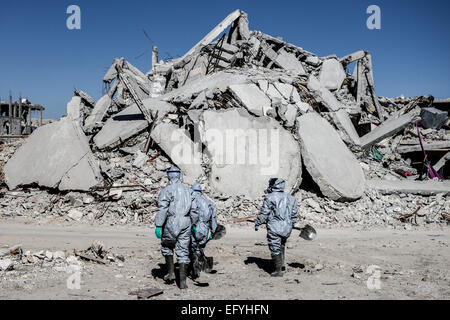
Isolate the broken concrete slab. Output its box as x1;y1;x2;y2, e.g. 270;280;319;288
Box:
420;107;448;130
66;96;82;121
200;108;302;199
307;75;342;112
150;122;203;185
330;110;361;146
397;141;450;154
366;179;450;196
84;95;112;133
433;151;450;171
228;83;272;116
94;99;176;150
133;151;150;168
74;89;95;108
180;9;243;61
360;112;417;149
319;58;346;91
275;49;306;75
297;112;365;201
4;118;101;191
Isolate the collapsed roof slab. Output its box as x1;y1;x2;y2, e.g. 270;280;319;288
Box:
162;71;250;104
200;108;302;200
94;99;176;150
366;179;450;196
360;112;417;149
4;118;101;191
297;112;365;201
150;122;204;185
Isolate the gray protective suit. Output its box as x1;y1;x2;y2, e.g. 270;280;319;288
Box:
255;179;298;256
190;182;217;254
155;167;193;264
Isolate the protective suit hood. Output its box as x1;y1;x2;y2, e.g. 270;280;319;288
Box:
191;182;202;193
167;166;181;183
265;178;285;193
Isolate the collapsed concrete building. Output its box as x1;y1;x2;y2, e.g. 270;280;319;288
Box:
2;10;449;214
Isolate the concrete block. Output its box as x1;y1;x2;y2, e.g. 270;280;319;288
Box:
4;118;101;191
200;108;302;199
228;83;272;116
319;58;346;91
297;112;365;201
420;107;448;130
275;49;306;75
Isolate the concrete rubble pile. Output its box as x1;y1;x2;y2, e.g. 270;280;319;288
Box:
1;10;449;228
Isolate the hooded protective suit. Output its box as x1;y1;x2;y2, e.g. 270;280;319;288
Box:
255;178;298;256
155;167;193;264
190;182;217;252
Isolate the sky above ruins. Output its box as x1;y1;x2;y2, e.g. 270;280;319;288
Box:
0;0;449;119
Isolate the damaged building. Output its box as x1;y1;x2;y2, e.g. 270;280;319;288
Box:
1;9;449;227
0;95;45;136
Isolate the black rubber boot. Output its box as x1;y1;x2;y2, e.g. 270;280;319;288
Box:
281;244;286;271
163;255;175;282
270;254;283;277
179;263;189;289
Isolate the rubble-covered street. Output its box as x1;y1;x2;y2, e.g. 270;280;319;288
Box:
0;8;449;301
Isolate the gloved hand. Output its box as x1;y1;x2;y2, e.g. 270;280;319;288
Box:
155;227;162;239
254;225;259;231
209;233;213;240
192;226;197;236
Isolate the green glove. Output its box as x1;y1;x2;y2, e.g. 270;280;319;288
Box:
209;233;213;240
155;227;162;239
192;226;197;236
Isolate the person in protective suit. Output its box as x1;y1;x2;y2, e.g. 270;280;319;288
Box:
189;182;217;276
254;178;298;277
154;166;193;289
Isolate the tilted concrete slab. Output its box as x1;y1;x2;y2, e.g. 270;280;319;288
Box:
319;58;346;91
228;83;272;117
84;95;112;133
360;112;416;149
297;112;365;201
4;118;100;191
94;98;176;150
66;96;82;121
150;122;203;185
307;75;342;112
180;9;243;61
200;108;302;199
331;110;361;146
366;179;450;196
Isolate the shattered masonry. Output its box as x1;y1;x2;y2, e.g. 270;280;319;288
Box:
1;9;449;227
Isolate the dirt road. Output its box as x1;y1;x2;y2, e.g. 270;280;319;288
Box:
0;218;449;300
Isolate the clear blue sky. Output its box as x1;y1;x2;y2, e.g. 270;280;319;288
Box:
1;0;449;119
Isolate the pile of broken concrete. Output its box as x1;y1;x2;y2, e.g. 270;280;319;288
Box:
1;10;449;227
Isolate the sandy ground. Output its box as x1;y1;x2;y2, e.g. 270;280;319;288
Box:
0;217;449;300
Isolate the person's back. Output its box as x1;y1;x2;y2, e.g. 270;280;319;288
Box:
255;178;298;277
154;166;193;289
263;183;297;238
191;182;217;246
